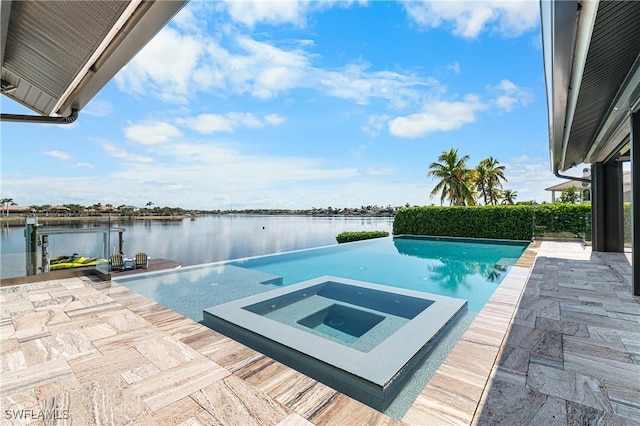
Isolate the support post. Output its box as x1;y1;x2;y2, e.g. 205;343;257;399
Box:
631;110;640;295
24;217;38;276
41;234;49;273
591;161;624;252
592;163;604;250
604;161;624;252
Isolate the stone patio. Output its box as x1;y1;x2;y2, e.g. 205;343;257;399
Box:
0;241;637;425
474;242;640;425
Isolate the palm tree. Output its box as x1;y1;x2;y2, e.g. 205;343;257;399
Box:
501;189;518;204
428;148;476;206
479;157;507;205
1;198;14;216
473;163;489;205
490;187;503;205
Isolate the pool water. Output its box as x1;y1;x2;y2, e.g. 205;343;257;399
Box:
243;279;436;352
115;235;528;418
231;236;527;312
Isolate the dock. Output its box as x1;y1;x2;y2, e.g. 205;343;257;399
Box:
110;258;182;277
0;258;182;287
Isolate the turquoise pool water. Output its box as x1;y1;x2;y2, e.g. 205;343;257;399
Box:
116;236;527;321
231;236;527;312
115;235;527;419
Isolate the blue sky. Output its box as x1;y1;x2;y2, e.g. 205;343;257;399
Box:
1;0;571;210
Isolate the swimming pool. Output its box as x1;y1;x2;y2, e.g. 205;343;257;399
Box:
114;235;528;417
115;236;527;321
230;235;527;313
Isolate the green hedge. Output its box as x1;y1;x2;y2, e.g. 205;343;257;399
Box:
624;202;631;243
336;231;389;243
393;204;592;241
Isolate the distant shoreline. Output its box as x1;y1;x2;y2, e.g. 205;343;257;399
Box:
0;215;189;227
0;212;395;227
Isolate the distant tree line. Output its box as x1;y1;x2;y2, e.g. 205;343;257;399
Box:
0;200;410;218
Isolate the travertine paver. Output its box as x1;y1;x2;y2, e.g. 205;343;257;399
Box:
473;242;639;425
1;241;635;425
0;276;400;425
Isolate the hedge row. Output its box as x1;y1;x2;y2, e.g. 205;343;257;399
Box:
624;202;631;243
392;204;592;241
336;231;389;243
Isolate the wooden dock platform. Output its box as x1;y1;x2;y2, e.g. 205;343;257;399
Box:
110;258;182;277
0;258;182;287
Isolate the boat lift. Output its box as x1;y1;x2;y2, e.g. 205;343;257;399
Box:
25;217;125;276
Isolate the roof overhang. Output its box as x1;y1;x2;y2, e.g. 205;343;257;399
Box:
541;0;640;173
1;0;187;120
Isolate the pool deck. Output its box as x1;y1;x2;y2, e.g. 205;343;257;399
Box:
1;241;638;425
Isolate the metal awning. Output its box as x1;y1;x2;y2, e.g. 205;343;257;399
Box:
1;0;186;121
541;0;640;172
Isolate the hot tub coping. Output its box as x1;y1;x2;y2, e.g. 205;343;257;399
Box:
203;275;467;409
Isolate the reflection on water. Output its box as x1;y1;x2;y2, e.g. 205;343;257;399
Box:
1;215;393;279
393;237;526;289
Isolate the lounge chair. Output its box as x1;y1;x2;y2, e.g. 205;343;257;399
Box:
135;252;149;269
110;253;124;271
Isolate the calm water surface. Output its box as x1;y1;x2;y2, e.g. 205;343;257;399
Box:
1;215;393;279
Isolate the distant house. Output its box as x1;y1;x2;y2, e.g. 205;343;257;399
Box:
545;171;631;203
6;205;34;215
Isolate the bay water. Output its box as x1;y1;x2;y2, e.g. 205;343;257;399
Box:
1;215;393;280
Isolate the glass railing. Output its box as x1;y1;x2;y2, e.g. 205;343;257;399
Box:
1;215;118;280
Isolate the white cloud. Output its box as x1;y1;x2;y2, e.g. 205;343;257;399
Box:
101;143;154;164
403;1;539;39
124;121;182;145
170;2;205;33
66;140;370;208
0;175;106;207
365;168;394;176
179;112;286;134
447;61;461;75
224;0;309;27
361;114;389;137
73;162;94;169
116;25;436;110
389;94;487;138
1;171;426;211
490;79;533;111
43;150;72;161
115;27;203;103
318;63;433;108
227;112;263;128
182;114;234;134
83;99;113;117
504;156;565;203
221;0;368;28
511;154;532;163
264;114;286;126
230;35;311;99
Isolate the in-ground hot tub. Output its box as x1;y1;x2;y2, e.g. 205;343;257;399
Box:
203;276;467;410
